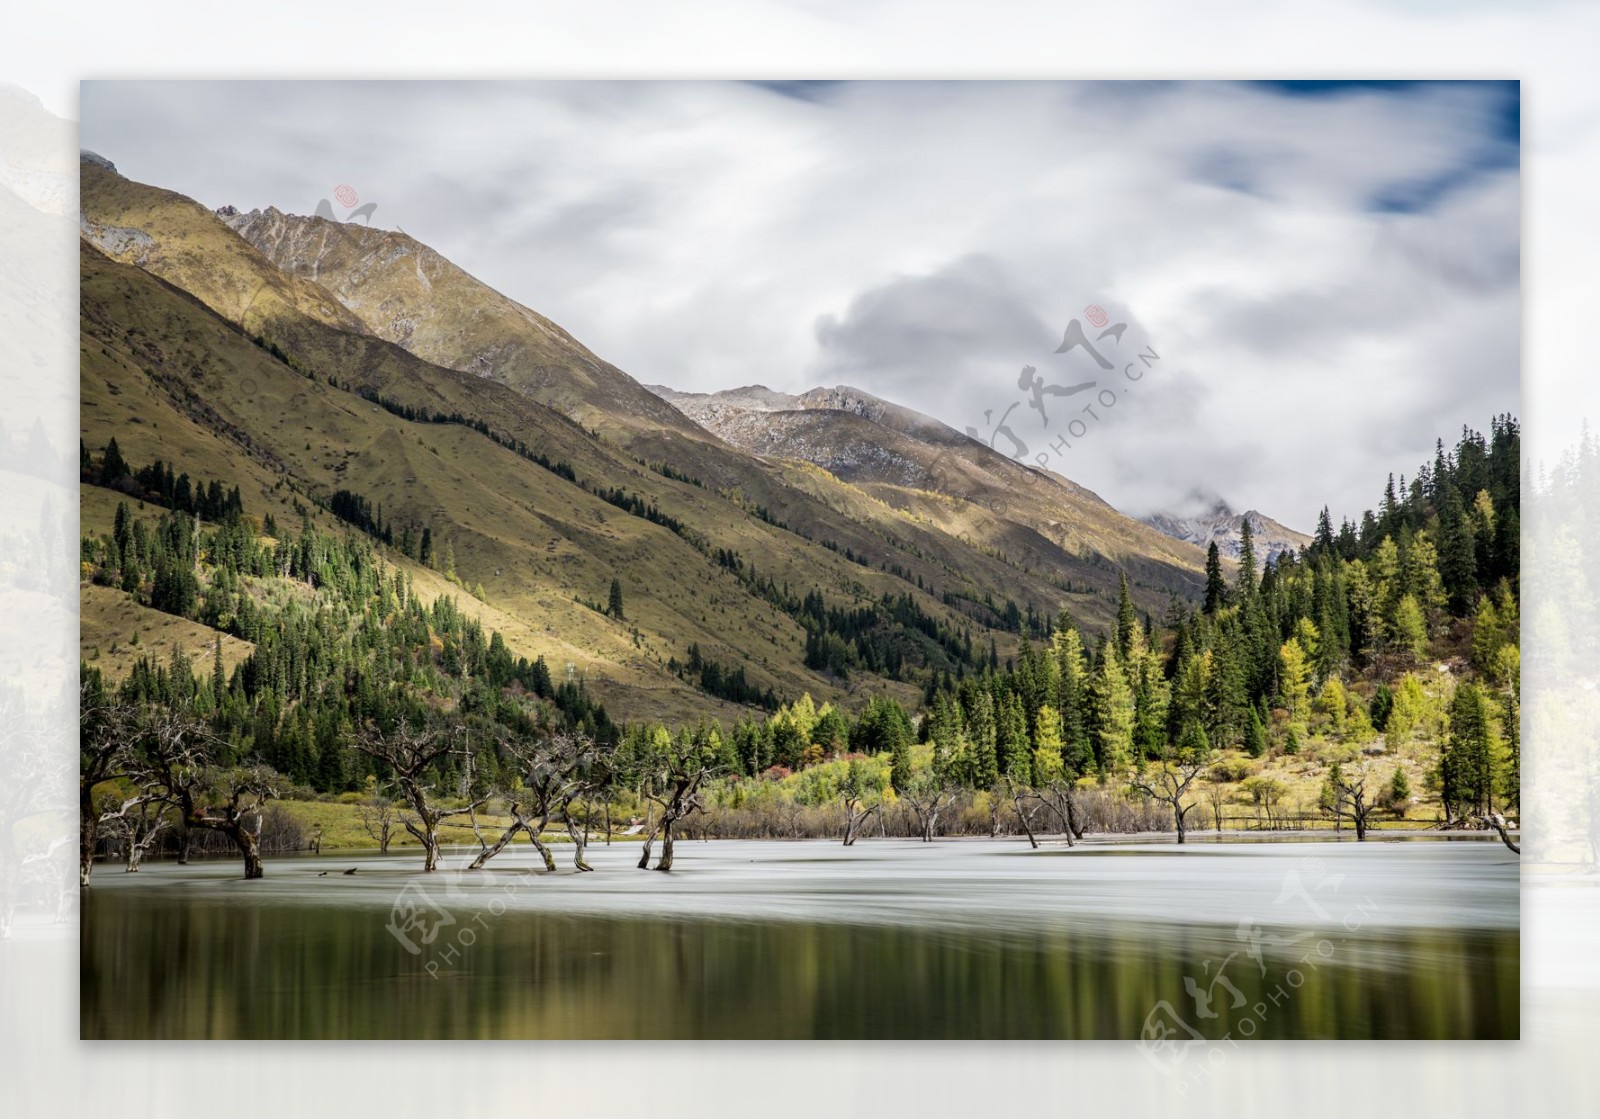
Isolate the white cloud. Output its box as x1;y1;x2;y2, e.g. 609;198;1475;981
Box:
80;79;1518;528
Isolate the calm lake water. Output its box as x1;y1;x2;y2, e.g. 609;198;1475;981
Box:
80;837;1518;1040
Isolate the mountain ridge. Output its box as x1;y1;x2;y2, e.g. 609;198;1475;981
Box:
79;155;1212;725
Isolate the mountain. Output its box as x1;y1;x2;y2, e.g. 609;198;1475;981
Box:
79;155;1211;727
647;383;1206;595
1139;490;1311;568
216;205;698;441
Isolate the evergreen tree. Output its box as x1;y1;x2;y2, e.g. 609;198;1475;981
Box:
1392;594;1428;660
1203;542;1228;614
1438;488;1479;614
966;688;999;788
1090;643;1135;775
1032;704;1065;785
997;691;1031;785
1369;681;1394;732
1243;707;1266;758
99;437;129;485
1278;636;1312;724
1052;624;1093;776
1236;518;1258;601
608;577;625;620
1442;681;1492;819
1115;572;1138;661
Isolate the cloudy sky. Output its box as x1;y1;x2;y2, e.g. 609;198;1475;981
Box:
80;80;1519;527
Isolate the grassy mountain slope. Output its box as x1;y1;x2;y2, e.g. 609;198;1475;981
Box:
218;204;1208;609
80;158;1212;727
651;382;1209;595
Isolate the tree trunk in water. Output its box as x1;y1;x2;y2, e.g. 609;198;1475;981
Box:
1174;806;1186;845
1015;794;1039;849
233;825;264;880
656;820;676;871
567;818;593;871
420;824;440;872
637;823;658;870
176;826;191;865
1354;815;1367;841
78;807;96;888
1486;813;1520;854
468;821;521;870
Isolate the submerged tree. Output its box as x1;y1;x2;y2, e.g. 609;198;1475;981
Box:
1131;722;1211;844
79;683;133;887
134;710;280;878
630;729;717;871
355;790;399;854
356;718;484;872
95;787;174;872
1320;761;1377;841
838;757;885;846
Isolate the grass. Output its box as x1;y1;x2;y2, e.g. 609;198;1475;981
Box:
275;798;610;853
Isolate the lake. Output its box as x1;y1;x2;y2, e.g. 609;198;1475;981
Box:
80;836;1519;1040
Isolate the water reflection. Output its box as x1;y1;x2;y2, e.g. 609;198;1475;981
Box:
80;839;1518;1039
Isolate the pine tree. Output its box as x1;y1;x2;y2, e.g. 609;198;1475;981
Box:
1369;681;1394;731
1115;572;1138;660
966;689;999;788
1236;518;1257;600
1392;594;1428;660
1439;488;1479;614
1203;542;1228;614
99;437;129;485
608;577;625;620
1442;681;1492;819
1052;624;1092;776
1388;765;1411;812
1278;636;1312;724
1313;506;1335;556
1032;704;1065;785
1243;707;1266;758
998;691;1031;785
1090;643;1135;775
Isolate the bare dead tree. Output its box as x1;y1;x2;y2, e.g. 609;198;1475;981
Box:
1035;778;1086;847
1321;762;1378;841
135;708;282;879
1205;782;1228;834
356;718;484;872
839;759;881;847
1131;758;1207;844
467;729;590;872
899;773;957;843
354;792;399;853
96;788;174;872
79;685;135;887
635;736;716;871
554;731;610;871
1006;778;1045;849
1483;810;1521;854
